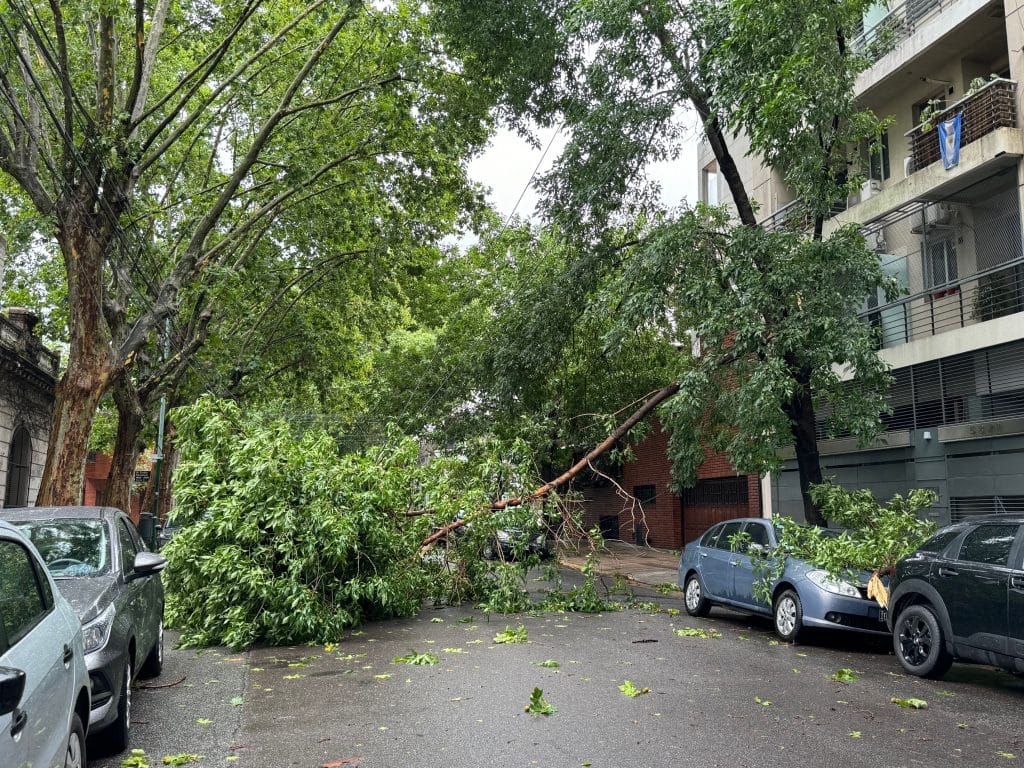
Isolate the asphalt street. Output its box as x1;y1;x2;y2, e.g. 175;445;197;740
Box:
89;577;1024;768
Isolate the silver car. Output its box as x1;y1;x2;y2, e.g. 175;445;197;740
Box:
0;520;91;768
5;507;166;754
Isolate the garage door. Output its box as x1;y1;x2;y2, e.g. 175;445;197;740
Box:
681;477;750;546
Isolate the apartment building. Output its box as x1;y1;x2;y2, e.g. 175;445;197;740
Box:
698;0;1024;526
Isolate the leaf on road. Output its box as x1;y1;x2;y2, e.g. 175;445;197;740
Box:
674;628;720;639
618;680;650;698
890;697;928;709
196;718;213;725
531;660;560;668
524;687;555;716
848;731;862;739
229;696;243;707
430;617;444;623
493;625;528;644
392;651;439;665
754;696;772;707
282;674;305;680
161;755;203;766
937;690;955;697
831;668;858;683
996;752;1017;760
121;749;151;768
442;648;466;654
374;674;393;679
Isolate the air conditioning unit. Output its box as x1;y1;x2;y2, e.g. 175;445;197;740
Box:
866;230;887;251
861;178;883;200
926;202;957;226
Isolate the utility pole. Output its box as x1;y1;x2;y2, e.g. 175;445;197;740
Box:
139;319;170;550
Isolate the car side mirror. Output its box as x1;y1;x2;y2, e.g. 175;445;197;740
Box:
0;666;25;717
128;551;168;581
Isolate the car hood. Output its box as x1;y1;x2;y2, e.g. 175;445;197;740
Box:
54;575;117;624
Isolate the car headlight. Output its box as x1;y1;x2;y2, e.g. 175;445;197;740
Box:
81;603;116;654
806;569;861;598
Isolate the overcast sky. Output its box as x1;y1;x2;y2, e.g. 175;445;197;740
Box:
466;120;702;227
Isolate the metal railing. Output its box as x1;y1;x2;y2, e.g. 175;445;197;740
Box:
904;78;1017;173
858;257;1024;349
852;0;949;61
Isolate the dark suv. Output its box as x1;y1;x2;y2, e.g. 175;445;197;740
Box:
887;515;1023;679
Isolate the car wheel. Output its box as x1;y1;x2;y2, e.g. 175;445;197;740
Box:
65;713;86;768
893;604;953;679
684;574;711;617
103;657;132;753
140;619;164;678
773;589;805;643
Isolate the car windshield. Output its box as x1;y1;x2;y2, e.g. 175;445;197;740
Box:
13;518;111;577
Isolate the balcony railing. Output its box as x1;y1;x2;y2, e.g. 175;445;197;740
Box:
852;0;949;61
904;78;1017;173
858;257;1024;350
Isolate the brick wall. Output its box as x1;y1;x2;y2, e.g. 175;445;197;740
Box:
579;419;761;548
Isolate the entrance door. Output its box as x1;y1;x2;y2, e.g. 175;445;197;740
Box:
3;427;31;507
681;477;750;546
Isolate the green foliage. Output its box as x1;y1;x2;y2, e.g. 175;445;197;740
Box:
618;680;650;697
539;552;619;613
121;751;150;768
891;697;928;709
524;687;556;716
392;651;440;666
532;659;560;668
748;483;936;604
493;625;529;645
162;756;203;766
163;396;494;649
831;668;858;683
674;627;721;639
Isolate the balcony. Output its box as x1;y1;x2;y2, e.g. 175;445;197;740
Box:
852;0;950;62
905;79;1017;174
859;257;1024;350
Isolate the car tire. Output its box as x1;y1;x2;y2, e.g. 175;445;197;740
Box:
65;713;86;768
683;574;711;617
140;618;164;678
893;604;953;679
102;657;132;753
773;589;805;643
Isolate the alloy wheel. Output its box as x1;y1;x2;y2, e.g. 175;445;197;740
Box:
898;614;933;667
775;596;797;636
685;578;701;611
65;729;83;768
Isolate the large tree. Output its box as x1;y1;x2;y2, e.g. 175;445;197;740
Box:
0;0;489;504
433;0;898;525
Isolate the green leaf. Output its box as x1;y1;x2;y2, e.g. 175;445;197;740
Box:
392;651;440;665
890;697;928;709
229;697;243;707
162;755;204;766
830;668;858;683
673;627;721;639
524;687;555;716
618;680;650;698
531;659;560;668
493;625;528;644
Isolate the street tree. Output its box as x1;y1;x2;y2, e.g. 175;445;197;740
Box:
433;0;898;525
0;0;489;505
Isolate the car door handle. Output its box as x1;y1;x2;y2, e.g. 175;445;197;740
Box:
10;708;26;737
938;567;959;577
700;552;708;558
729;560;741;567
63;644;74;665
1011;576;1024;590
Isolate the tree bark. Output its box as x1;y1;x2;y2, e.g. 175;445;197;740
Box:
782;363;826;527
101;375;146;513
36;219;116;506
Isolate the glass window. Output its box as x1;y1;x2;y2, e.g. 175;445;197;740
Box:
924;238;957;288
702;162;719;206
0;540;47;646
700;524;723;548
16;518;111;577
633;485;657;507
917;528;964;555
957;524;1018;566
862;131;890;181
744;522;771;549
118;519;138;575
714;521;744;551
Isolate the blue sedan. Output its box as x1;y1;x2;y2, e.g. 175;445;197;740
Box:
677;517;887;642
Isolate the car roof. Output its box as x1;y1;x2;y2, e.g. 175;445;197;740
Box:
1;505;122;522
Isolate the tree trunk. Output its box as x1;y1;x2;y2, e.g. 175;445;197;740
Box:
782;365;826;527
101;376;146;513
36;219;115;506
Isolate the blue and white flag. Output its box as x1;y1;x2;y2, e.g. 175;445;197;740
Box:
937;113;962;170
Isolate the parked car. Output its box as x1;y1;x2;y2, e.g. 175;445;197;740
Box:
0;520;91;768
2;507;166;753
887;515;1024;679
678;517;887;642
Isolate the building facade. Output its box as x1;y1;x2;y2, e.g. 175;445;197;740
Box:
579;420;762;548
698;0;1024;526
0;308;59;508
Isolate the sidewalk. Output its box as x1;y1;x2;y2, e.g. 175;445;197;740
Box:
559;539;681;588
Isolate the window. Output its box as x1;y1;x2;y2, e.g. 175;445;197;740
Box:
744;522;771;549
924;237;957;289
700;524;723;548
862;131;890;181
18;519;110;577
4;426;32;507
633;485;657;507
0;539;48;648
957;524;1019;566
702;161;719;206
916;528;964;555
714;521;744;551
118;519;138;575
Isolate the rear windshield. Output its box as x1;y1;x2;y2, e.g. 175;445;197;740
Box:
13;519;111;577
